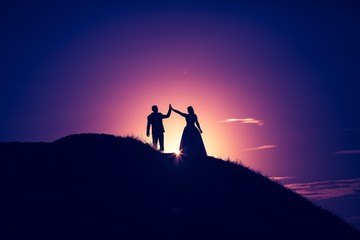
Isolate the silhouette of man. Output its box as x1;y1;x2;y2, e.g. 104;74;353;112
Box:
146;104;172;152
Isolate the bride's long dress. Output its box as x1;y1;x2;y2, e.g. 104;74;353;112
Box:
179;114;207;157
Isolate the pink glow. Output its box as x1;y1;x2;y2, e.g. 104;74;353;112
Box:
22;9;322;176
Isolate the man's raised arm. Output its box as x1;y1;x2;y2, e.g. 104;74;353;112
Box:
163;104;172;118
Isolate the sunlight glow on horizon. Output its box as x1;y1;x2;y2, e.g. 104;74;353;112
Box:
1;1;359;233
19;7;319;177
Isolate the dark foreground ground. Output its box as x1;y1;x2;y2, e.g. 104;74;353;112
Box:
1;133;359;239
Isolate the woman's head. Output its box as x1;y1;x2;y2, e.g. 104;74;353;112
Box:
187;106;195;115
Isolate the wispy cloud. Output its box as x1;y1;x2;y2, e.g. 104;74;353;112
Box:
220;118;264;126
285;178;360;201
241;145;277;151
334;150;360;155
270;176;296;181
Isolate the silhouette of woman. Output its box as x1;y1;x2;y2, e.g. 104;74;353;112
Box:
171;106;207;157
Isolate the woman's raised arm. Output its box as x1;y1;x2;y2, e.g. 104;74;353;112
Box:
171;107;187;117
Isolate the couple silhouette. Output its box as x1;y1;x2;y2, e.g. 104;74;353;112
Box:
146;104;207;157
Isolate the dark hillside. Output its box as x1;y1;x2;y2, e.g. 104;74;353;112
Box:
1;133;359;239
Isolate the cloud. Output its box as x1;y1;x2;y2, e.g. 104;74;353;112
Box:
220;118;264;126
270;176;296;181
241;145;277;151
334;150;360;155
285;178;360;201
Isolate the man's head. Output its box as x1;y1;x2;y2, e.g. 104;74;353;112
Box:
152;105;158;113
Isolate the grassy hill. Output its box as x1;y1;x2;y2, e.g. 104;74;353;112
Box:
1;133;359;239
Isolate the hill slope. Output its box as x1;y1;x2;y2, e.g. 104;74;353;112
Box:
1;133;359;239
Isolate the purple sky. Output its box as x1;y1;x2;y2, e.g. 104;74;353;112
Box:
1;0;359;229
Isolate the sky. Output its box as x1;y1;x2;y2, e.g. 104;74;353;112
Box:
1;0;360;229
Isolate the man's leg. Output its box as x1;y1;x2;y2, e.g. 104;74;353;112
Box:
152;134;159;149
159;133;164;152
